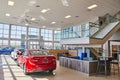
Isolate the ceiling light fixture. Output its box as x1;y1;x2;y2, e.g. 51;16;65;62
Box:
61;0;69;6
29;0;36;4
28;0;36;6
5;13;10;17
39;15;46;21
88;4;98;9
41;8;50;13
42;26;46;28
65;15;71;18
8;1;14;6
51;22;56;24
31;18;36;21
25;23;29;26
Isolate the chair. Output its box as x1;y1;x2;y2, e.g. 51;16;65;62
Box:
96;57;112;76
110;53;120;75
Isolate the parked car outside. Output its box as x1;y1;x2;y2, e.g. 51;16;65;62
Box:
17;49;56;75
11;48;24;60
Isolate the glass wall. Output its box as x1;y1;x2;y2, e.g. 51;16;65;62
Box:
41;29;53;41
0;40;8;48
44;42;52;49
0;23;59;49
10;40;21;48
54;43;61;49
61;22;100;39
0;24;9;38
11;25;26;39
54;30;61;41
28;27;39;38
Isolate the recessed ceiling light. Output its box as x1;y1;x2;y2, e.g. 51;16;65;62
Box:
8;1;14;6
51;22;56;24
29;0;36;4
41;8;50;13
36;5;40;7
5;13;10;17
75;16;79;18
42;26;46;28
25;23;29;26
31;18;36;21
88;4;98;10
65;15;71;18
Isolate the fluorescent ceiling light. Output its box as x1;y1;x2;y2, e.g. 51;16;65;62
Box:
25;23;29;26
28;0;36;6
5;13;10;16
61;0;69;6
41;8;50;13
39;15;46;21
51;22;56;24
88;4;98;9
31;18;36;21
42;26;46;28
8;1;14;6
65;15;71;18
29;0;36;4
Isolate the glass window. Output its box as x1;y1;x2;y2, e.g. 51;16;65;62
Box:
10;40;21;48
54;30;61;41
44;42;52;49
28;27;39;39
0;24;9;38
54;43;61;49
11;25;26;39
41;29;53;41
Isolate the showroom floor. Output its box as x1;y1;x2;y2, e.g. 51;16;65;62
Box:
0;55;120;80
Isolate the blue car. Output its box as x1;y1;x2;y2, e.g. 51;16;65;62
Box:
0;47;14;55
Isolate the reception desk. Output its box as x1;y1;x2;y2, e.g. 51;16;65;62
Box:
59;57;98;76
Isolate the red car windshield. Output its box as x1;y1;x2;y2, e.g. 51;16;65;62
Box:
30;50;50;56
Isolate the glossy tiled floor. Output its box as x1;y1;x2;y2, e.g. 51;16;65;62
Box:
0;55;120;80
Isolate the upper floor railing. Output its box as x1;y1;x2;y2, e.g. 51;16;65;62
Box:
61;12;120;40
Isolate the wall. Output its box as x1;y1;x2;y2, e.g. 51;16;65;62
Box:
60;37;90;45
103;29;120;56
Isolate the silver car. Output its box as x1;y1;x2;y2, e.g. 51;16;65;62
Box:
11;48;24;60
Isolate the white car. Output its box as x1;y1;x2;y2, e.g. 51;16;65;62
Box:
11;48;24;60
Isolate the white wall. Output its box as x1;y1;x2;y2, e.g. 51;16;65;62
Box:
60;37;90;45
103;29;120;56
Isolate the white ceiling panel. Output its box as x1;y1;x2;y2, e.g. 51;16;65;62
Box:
0;0;120;29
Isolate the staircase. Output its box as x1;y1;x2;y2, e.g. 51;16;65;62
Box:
90;21;120;44
60;11;120;59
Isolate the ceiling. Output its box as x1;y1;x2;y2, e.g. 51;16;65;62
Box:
0;0;120;30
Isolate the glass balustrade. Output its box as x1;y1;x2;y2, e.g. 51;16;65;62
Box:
61;12;120;40
61;22;100;39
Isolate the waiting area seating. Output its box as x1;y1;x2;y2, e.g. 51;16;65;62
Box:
96;53;120;76
96;57;112;76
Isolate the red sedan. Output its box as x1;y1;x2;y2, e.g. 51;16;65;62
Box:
17;49;56;75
